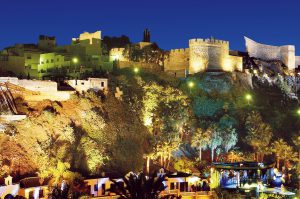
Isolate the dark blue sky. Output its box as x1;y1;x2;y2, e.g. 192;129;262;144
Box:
1;0;300;53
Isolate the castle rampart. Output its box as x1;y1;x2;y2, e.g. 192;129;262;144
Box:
245;37;297;70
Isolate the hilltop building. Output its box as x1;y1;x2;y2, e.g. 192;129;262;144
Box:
0;31;103;79
164;37;243;77
245;37;300;71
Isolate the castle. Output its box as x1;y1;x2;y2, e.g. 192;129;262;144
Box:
245;37;300;71
1;29;300;80
164;37;243;76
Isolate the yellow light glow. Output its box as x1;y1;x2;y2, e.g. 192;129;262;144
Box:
245;94;252;101
134;67;139;73
144;117;152;126
188;82;194;88
114;55;120;61
188;176;199;184
297;108;300;115
72;58;78;63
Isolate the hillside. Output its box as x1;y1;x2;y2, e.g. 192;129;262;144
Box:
0;68;299;180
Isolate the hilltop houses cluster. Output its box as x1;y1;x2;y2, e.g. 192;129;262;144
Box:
0;31;105;79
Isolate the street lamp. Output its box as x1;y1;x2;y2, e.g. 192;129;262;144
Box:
134;67;139;74
72;57;79;74
245;94;252;105
188;81;194;93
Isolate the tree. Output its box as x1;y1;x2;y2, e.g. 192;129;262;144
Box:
38;161;81;186
221;127;237;153
191;128;211;161
271;138;298;169
208;124;222;162
109;172;166;199
245;111;273;161
174;157;194;174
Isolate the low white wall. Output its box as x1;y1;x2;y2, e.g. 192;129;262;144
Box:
0;77;19;85
18;80;57;92
23;91;72;102
0;115;27;121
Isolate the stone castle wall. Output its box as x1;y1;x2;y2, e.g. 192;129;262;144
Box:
189;38;242;73
164;48;189;72
118;61;161;71
245;37;296;70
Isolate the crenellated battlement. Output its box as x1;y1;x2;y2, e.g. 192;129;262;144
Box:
170;48;189;53
189;38;229;46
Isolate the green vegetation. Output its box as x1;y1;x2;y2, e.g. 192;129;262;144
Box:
0;68;299;191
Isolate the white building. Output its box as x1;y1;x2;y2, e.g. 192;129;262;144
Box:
66;78;108;93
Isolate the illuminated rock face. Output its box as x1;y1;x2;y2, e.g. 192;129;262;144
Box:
189;38;242;74
245;37;296;70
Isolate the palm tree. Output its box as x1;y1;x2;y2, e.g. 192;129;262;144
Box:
191;128;211;161
109;172;179;199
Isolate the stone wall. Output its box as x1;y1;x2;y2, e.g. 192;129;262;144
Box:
189;38;242;73
78;31;101;44
118;61;161;71
164;48;189;71
18;80;57;92
245;37;296;70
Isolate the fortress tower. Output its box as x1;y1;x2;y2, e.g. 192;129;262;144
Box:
189;37;237;74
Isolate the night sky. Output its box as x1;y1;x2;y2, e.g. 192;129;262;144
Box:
1;0;300;53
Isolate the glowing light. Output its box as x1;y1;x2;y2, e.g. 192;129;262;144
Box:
245;94;252;105
297;108;300;116
188;82;194;88
113;55;120;61
188;176;200;184
72;57;78;63
134;67;139;73
144;117;152;126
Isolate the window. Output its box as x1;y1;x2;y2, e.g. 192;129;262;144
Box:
51;59;54;63
41;61;44;64
81;82;84;85
27;55;32;59
57;58;59;61
46;60;49;63
101;82;104;87
94;184;98;191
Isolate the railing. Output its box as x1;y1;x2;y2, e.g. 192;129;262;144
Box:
91;191;214;199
